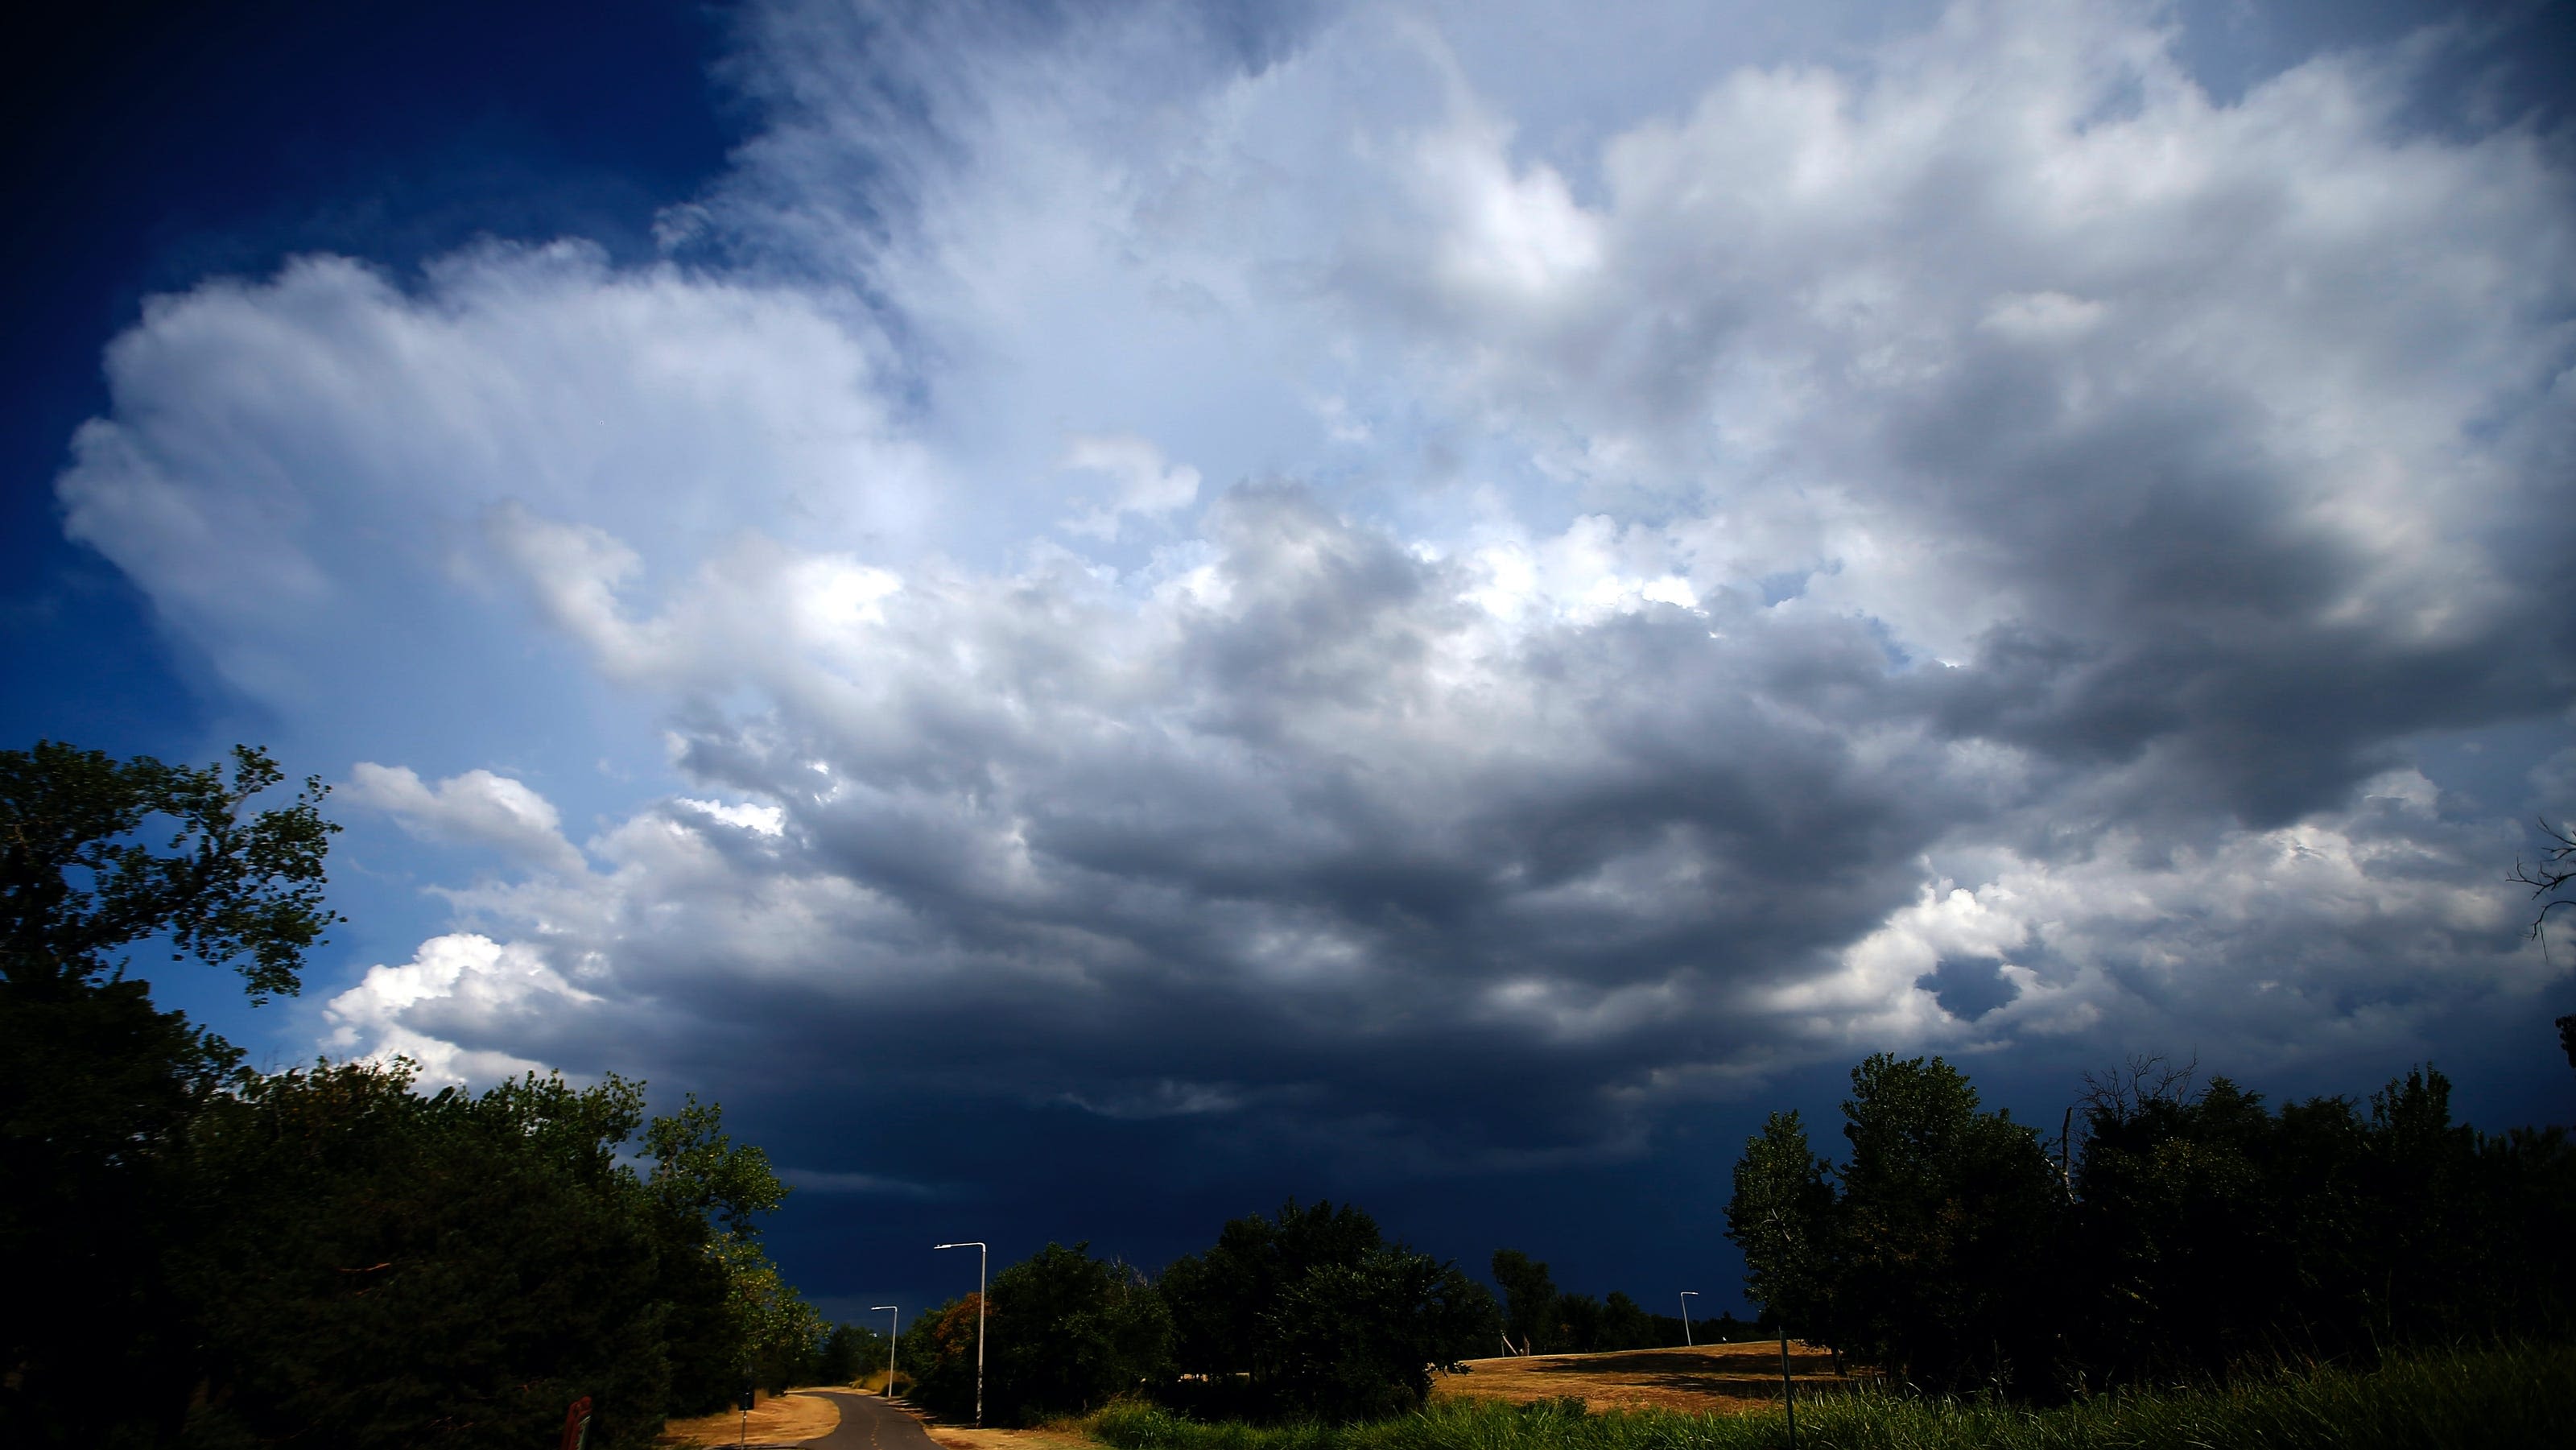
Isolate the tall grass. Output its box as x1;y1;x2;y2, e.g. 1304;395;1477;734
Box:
1087;1345;2570;1450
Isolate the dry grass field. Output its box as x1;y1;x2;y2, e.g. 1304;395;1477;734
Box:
657;1388;843;1447
1430;1343;1864;1415
658;1344;1864;1448
921;1422;1104;1450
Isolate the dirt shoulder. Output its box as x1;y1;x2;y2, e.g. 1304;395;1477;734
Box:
658;1389;844;1448
1432;1342;1864;1415
872;1398;1095;1450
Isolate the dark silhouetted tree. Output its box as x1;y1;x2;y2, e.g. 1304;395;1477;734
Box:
1488;1248;1557;1355
1161;1201;1485;1421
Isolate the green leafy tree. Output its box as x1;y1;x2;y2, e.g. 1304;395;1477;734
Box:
899;1295;985;1420
814;1323;888;1386
1598;1291;1658;1350
172;1064;813;1444
0;742;339;1444
1723;1109;1839;1358
1260;1246;1472;1420
968;1243;1172;1423
1163;1200;1384;1380
1162;1201;1480;1422
2;738;836;1444
637;1095;804;1412
1;741;340;1000
175;1063;673;1450
1830;1054;2064;1391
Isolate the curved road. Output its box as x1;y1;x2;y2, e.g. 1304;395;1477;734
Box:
800;1390;943;1450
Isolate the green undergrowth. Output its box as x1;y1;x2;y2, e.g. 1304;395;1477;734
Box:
1085;1345;2573;1450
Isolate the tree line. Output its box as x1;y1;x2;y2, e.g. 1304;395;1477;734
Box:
890;1203;1770;1428
0;742;828;1448
1488;1248;1759;1355
1726;1051;2576;1396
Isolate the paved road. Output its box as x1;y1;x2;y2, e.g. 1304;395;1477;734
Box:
800;1390;943;1450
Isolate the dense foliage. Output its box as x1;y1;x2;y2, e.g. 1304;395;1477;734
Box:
0;742;826;1448
1728;1052;2576;1395
1161;1201;1499;1422
898;1204;1504;1427
903;1243;1173;1424
814;1320;893;1387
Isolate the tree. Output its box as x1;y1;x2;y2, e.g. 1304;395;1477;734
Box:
170;1062;815;1446
1723;1110;1838;1357
1830;1054;2064;1392
1488;1248;1557;1355
1;741;339;999
1161;1201;1482;1422
2508;817;2576;1070
175;1063;675;1450
0;742;338;1444
637;1096;806;1411
1261;1246;1476;1420
1598;1291;1658;1351
899;1295;986;1422
813;1323;887;1386
1007;1245;1170;1419
1;739;836;1445
898;1245;1170;1426
1163;1199;1384;1382
2070;1064;2293;1378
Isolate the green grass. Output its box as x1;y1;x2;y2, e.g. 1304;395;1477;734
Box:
1086;1345;2572;1450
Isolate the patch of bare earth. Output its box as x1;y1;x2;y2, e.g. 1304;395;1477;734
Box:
1431;1344;1864;1415
658;1389;842;1448
894;1401;1096;1450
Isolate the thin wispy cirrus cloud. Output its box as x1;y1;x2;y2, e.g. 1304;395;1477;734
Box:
39;0;2576;1285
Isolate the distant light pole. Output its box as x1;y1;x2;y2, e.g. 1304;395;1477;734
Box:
1678;1291;1699;1347
871;1306;899;1395
935;1241;988;1427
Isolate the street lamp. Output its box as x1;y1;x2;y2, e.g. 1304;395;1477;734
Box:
870;1306;898;1396
934;1241;988;1428
1677;1291;1699;1347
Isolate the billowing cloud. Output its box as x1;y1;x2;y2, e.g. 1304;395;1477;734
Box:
323;932;600;1087
62;0;2576;1192
345;762;589;876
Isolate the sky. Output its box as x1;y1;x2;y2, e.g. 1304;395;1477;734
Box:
7;0;2576;1324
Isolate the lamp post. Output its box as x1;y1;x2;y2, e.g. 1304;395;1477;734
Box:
934;1241;988;1427
1678;1290;1699;1347
871;1306;899;1395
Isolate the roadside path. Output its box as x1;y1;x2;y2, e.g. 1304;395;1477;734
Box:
802;1390;943;1450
